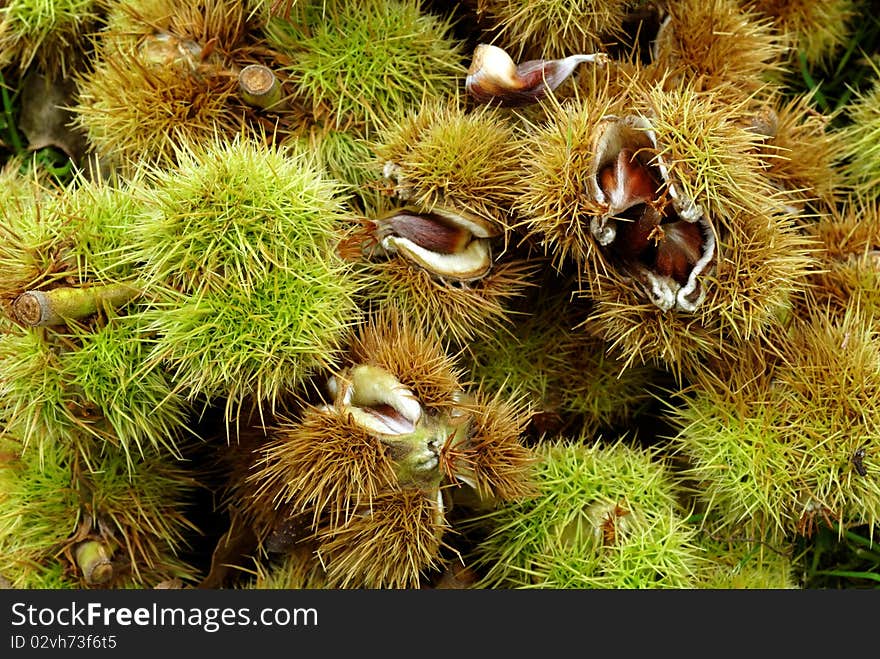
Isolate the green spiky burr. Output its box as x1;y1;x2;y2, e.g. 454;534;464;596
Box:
0;436;200;588
695;533;798;589
474;0;633;61
0;176;70;301
235;306;534;588
0;172;192;460
670;302;880;542
72;0;281;173
0;170;189;462
653;0;787;99
0;438;78;588
264;0;464;139
671;391;799;543
466;289;661;438
0;314;193;462
130;136;363;420
466;438;704;588
373;97;525;228
54;169;150;284
0;327;81;450
746;0;857;68
0;0;102;75
802;196;880;322
839;64;880;198
245;545;328;589
0;157;50;207
130;136;354;294
758;90;842;206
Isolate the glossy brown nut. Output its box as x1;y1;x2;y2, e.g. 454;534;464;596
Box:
653;220;705;284
598;148;661;216
611;204;663;261
378;209;474;254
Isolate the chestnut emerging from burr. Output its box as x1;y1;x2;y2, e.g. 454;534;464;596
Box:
588;116;715;312
367;206;501;281
466;43;609;107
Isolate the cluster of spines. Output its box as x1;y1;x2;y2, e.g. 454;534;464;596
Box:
838;61;880;198
0;0;102;75
129;136;364;422
264;0;464;139
229;306;536;588
464;437;704;589
474;0;636;60
1;0;877;590
0;126;366;586
72;0;287;172
0;434;200;588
